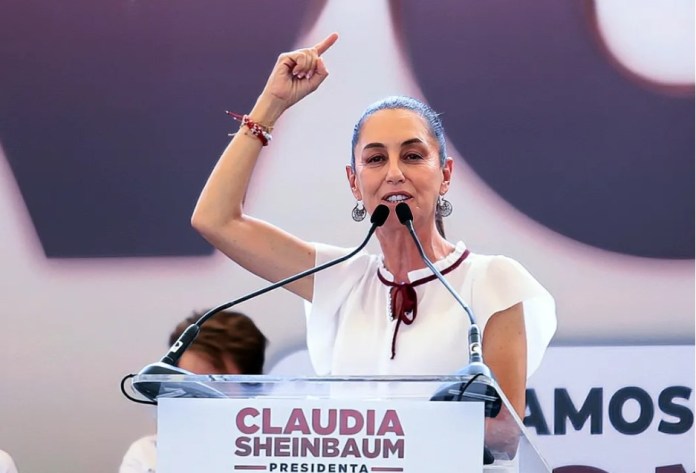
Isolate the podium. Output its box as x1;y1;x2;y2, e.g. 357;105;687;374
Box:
133;373;552;473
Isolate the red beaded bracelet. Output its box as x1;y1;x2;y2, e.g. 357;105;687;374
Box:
226;111;272;146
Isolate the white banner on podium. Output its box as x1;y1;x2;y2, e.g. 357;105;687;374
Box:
158;398;484;473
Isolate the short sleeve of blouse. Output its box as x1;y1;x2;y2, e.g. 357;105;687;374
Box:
471;255;557;377
304;242;374;375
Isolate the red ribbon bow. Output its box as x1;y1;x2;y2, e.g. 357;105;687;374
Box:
377;249;470;359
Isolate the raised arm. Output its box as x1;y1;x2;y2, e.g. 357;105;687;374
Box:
191;33;339;301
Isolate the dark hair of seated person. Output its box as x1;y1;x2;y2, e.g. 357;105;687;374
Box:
169;310;268;375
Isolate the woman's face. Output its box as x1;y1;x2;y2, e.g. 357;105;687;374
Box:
348;109;452;228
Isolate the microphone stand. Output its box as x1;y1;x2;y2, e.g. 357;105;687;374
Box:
125;205;391;402
395;203;490;377
394;203;500;403
394;203;499;465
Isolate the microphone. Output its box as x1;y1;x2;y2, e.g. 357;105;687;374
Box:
127;204;390;402
394;203;500;415
395;203;489;375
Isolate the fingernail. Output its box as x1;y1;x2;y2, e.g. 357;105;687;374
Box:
306;71;314;80
297;72;305;79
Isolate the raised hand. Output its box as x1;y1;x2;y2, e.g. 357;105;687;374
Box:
254;33;339;121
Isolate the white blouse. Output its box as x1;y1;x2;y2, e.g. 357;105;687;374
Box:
305;241;556;377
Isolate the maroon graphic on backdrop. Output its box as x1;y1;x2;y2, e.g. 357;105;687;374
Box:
394;0;694;259
1;1;693;259
0;0;318;257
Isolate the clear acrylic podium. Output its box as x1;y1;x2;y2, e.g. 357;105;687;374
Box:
133;373;552;473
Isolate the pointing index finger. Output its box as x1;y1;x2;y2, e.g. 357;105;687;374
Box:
313;32;339;56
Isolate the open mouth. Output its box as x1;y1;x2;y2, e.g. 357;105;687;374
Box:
383;193;412;203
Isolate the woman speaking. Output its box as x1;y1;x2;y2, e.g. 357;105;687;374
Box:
191;33;556;422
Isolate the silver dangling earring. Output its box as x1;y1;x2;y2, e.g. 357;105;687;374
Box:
352;200;367;222
436;195;453;217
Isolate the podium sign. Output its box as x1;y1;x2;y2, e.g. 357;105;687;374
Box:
158;398;484;473
134;373;553;472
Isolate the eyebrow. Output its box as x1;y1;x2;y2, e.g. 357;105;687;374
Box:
362;138;425;150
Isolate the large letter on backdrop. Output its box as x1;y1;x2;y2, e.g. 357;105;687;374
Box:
394;0;694;258
0;0;319;257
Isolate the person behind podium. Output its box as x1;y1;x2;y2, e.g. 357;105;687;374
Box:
191;33;556;422
119;310;267;473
